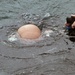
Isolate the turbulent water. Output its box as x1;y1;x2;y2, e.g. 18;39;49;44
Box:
0;0;75;75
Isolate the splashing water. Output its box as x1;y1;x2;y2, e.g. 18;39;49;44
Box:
8;32;44;45
0;13;62;48
0;12;67;75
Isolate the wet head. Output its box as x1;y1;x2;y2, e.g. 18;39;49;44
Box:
17;24;41;39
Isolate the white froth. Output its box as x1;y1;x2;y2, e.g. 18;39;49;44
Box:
8;33;17;42
7;29;54;46
8;32;44;45
43;30;54;37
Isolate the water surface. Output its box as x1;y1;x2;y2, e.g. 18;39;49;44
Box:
0;0;75;75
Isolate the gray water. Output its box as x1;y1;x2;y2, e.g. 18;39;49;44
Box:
0;0;75;75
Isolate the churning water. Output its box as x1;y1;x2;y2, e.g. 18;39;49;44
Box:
0;0;75;75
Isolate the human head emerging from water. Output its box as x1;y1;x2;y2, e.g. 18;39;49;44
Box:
18;24;41;39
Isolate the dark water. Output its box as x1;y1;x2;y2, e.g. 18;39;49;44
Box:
0;0;75;75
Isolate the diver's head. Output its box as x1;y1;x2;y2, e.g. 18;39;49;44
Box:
17;24;41;39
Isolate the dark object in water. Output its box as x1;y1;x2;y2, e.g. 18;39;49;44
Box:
66;16;75;35
68;28;75;36
67;29;75;42
66;16;75;41
66;28;75;42
66;16;75;26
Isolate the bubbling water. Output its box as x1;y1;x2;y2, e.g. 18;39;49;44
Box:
7;28;55;46
0;13;64;75
0;13;63;48
2;13;53;47
8;32;44;45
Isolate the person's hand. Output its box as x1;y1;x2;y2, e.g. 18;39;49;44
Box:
72;21;75;29
71;15;75;28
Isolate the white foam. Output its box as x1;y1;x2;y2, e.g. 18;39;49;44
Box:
18;35;44;45
8;33;18;42
7;29;54;46
8;32;44;45
43;30;54;37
